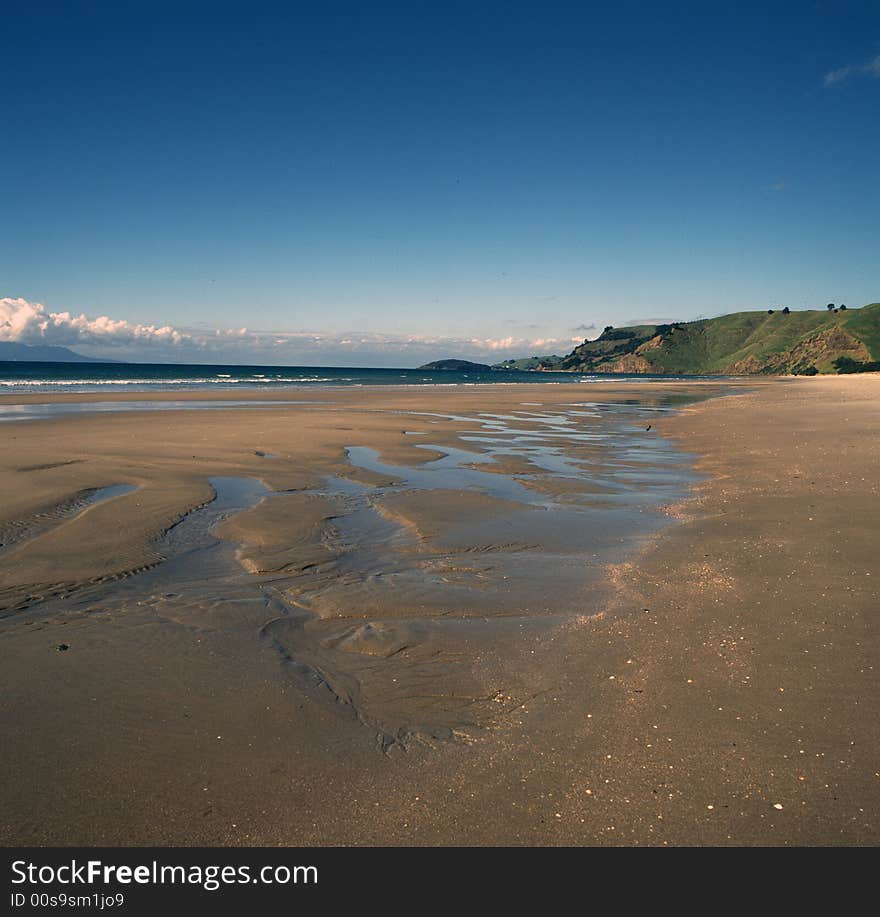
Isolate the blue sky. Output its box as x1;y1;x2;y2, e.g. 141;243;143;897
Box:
2;1;878;365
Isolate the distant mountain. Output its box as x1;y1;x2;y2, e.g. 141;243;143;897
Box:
494;355;564;371
0;341;114;363
526;303;880;375
418;359;493;372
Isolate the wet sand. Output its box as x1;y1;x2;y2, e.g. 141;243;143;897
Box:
0;377;877;845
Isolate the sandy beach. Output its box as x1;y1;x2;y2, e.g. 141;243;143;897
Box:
0;377;877;846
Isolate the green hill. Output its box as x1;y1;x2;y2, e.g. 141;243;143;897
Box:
417;359;493;372
545;303;880;375
494;355;564;371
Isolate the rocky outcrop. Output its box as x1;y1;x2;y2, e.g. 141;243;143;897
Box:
733;327;870;374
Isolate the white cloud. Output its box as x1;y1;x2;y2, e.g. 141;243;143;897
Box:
0;297;189;348
864;55;880;77
0;296;577;366
824;54;880;87
824;65;852;86
623;316;680;327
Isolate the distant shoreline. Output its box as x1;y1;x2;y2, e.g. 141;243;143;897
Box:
0;360;742;395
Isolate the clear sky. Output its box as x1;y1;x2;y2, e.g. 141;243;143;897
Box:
2;1;878;365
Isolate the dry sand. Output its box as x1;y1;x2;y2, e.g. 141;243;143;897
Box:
0;377;876;845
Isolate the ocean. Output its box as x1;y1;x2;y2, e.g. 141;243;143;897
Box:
0;360;719;394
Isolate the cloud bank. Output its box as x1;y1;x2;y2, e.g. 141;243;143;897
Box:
1;297;188;349
1;297;583;366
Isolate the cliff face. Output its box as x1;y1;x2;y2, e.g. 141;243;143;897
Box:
725;327;870;374
548;304;880;375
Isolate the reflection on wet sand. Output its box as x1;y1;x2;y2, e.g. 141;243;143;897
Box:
255;396;703;749
4;393;706;752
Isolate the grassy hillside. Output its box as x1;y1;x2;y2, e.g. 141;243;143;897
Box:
549;303;880;375
494;355;563;371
